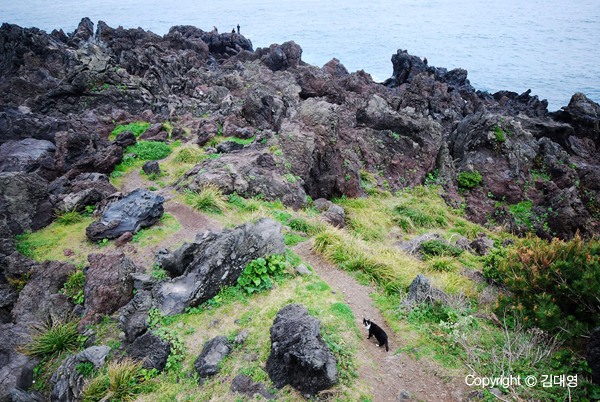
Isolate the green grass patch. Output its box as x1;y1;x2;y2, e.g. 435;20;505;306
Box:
184;185;229;214
125;141;172;161
110;121;150;140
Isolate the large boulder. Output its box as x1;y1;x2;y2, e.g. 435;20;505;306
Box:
79;252;136;330
126;332;171;372
266;304;337;397
118;289;154;344
0;139;57;180
11;260;76;325
194;335;231;378
153;218;285;316
50;346;110;402
401;274;449;306
0;324;40;401
0;172;52;237
178;151;307;210
85;189;164;241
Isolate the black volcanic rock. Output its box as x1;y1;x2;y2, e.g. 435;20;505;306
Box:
86;188;164;241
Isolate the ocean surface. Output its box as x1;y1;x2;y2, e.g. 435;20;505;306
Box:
2;0;599;111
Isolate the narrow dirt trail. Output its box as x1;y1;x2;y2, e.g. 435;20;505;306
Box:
292;241;469;402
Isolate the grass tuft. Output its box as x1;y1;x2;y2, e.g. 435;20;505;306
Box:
185;185;229;214
20;318;81;358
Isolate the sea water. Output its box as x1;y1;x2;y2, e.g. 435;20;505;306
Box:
2;0;599;111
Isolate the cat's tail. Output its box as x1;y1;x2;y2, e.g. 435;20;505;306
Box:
385;340;389;352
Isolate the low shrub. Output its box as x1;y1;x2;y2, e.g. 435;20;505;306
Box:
495;234;600;340
457;171;482;189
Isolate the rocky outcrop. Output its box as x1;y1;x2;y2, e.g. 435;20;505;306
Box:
79;252;136;330
0;17;598;246
266;304;337;397
153;218;285;315
178;152;307;209
0;172;52;237
86;189;164;241
11;260;76;325
0;324;39;401
194;336;231;378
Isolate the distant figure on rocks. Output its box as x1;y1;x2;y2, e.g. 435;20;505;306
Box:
237;24;240;34
213;26;218;33
232;28;235;33
423;57;428;66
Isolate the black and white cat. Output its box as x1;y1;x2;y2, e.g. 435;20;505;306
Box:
363;318;389;352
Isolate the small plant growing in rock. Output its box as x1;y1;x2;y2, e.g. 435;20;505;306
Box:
54;209;84;225
61;270;85;305
111;121;150;139
237;254;286;293
82;359;145;402
493;125;506;143
457;171;482;189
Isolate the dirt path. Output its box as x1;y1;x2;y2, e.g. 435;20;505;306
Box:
292;241;469;402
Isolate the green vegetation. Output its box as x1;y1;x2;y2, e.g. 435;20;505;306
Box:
494;234;600;340
184;185;228;214
82;359;148;402
223;135;255;145
237;254;287;293
20;318;81;358
492;125;506;143
61;270;85;305
172;146;205;164
457;170;482;189
110;121;150;140
54;209;84;225
420;240;464;258
125;141;172;160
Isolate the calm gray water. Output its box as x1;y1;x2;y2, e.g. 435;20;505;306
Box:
2;0;599;111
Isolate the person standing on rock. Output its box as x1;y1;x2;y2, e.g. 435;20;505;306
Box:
237;24;240;34
232;28;235;33
213;26;218;33
423;57;428;66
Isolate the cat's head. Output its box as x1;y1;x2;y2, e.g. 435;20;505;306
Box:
363;318;371;329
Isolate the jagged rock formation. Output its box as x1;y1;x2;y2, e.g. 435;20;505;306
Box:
266;304;338;397
0;18;598;243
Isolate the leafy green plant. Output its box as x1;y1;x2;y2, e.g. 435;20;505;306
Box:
62;270;85;305
482;247;509;283
224;136;255;146
509;201;533;229
20;318;81;358
495;234;600;340
184;185;228;214
237;254;286;293
125;141;172;161
457;171;482;189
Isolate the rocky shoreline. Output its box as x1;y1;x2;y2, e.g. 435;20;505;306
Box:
0;17;599;401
